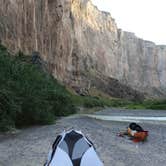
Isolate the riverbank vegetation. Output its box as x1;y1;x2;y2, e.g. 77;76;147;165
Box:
0;44;166;132
0;44;75;131
72;94;166;110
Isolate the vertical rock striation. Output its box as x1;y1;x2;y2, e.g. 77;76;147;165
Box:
0;0;166;98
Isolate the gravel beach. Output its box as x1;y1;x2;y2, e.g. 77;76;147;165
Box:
0;108;166;166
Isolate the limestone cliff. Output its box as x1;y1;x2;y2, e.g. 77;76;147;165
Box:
0;0;166;98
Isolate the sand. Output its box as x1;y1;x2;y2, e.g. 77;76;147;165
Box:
0;108;166;166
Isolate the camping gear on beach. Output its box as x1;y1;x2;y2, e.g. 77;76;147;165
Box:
127;123;148;142
118;123;148;142
44;130;103;166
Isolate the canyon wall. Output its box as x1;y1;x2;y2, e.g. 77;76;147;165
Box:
0;0;166;98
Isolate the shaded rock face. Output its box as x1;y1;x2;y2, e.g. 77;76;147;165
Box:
0;0;166;98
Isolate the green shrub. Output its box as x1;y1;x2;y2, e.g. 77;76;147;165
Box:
0;90;20;131
83;97;104;108
144;100;166;110
0;45;75;131
46;90;75;116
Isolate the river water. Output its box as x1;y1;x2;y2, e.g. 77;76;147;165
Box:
83;114;166;124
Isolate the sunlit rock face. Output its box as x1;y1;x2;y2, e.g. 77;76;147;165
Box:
117;31;166;97
0;0;166;98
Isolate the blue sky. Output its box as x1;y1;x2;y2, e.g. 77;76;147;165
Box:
92;0;166;45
